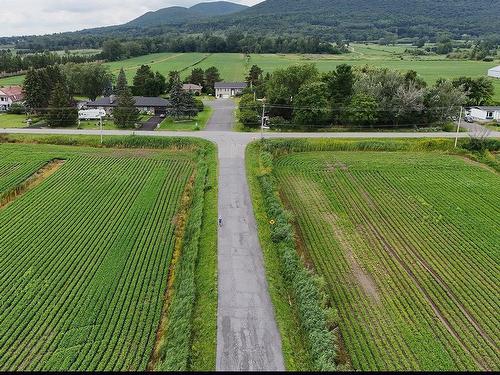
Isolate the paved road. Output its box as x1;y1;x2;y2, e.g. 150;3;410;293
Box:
204;99;236;131
1;124;499;371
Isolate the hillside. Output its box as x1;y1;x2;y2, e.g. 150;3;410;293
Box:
199;0;500;40
126;1;248;28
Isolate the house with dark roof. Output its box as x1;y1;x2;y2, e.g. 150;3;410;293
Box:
0;86;24;112
469;106;500;122
85;95;170;115
214;82;247;98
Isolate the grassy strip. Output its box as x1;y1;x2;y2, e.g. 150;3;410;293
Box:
155;144;215;371
247;142;337;371
189;142;218;370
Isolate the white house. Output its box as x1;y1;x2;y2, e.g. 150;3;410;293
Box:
214;82;247;98
469;106;500;122
487;66;500;79
0;86;24;112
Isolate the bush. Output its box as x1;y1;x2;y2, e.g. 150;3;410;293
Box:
7;103;26;115
238;109;260;128
194;98;204;113
463;138;500;153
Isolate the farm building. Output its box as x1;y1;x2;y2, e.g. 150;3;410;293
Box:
0;86;24;112
86;95;170;115
215;82;247;98
487;66;500;78
182;84;203;95
469;106;500;122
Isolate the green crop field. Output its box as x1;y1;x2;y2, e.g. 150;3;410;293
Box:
2;44;499;101
0;139;216;371
256;144;499;371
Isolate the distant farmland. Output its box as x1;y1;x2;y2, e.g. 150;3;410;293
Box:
2;44;499;101
262;145;499;370
0;140;216;371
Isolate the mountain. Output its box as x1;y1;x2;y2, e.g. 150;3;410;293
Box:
190;1;249;16
126;1;248;28
196;0;500;40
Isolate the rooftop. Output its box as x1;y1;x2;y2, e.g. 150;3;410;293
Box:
215;82;247;89
183;84;203;90
0;86;24;101
472;106;500;111
87;96;170;108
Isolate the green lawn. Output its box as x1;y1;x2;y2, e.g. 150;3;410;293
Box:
158;106;213;131
0;113;29;128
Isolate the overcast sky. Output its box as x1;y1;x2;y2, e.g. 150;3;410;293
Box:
1;0;262;37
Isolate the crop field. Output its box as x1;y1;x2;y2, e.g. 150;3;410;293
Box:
0;142;201;371
272;150;499;371
2;44;499;101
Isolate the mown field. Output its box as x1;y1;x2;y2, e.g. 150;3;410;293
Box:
2;44;499;101
0;137;217;371
248;139;499;371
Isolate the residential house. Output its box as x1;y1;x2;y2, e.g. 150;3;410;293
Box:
182;84;203;95
469;106;500;122
487;66;500;79
85;95;170;115
214;82;247;98
0;86;24;112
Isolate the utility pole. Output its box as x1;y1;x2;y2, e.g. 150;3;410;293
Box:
455;106;463;148
99;116;103;144
261;101;266;139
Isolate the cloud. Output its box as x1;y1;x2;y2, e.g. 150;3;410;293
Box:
1;0;262;37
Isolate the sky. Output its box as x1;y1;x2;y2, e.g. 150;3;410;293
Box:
1;0;263;37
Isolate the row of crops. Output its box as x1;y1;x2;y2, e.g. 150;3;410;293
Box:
0;143;198;371
270;149;499;371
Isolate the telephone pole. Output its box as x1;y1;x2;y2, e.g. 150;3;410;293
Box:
261;101;266;139
455;106;463;148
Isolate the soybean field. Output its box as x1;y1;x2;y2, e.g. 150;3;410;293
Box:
274;151;500;371
0;142;195;370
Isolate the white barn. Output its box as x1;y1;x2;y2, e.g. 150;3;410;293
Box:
487;66;500;79
469;106;500;122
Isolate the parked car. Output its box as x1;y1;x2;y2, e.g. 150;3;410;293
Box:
464;115;474;123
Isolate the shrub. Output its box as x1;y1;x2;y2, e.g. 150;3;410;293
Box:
7;103;26;115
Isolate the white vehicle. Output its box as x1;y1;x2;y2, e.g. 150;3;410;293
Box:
78;109;106;120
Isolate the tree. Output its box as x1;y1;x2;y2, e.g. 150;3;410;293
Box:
344;93;379;127
267;64;319;119
238;93;261;128
144;72;167;97
188;68;205;86
204;67;221;95
80;63;113;100
23;68;45;113
101;39;125;61
246;65;264;88
424;80;467;124
293;82;329;127
133;65;154;96
113;69;139;128
45;82;78;128
166;71;180;93
322;64;354;121
452;76;494;106
167;76;196;119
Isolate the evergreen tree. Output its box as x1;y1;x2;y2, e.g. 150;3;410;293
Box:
144;72;167;96
246;65;263;87
45;82;78;127
167;76;197;119
188;68;205;86
23;68;45;113
204;67;221;95
132;65;154;96
166;71;180;93
113;69;139;128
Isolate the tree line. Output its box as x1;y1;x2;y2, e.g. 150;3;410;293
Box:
0;50;100;74
238;64;495;130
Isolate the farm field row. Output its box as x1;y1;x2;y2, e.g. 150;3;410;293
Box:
2;46;499;101
253;144;499;371
0;139;216;371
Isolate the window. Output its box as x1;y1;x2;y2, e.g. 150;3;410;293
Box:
487;112;493;119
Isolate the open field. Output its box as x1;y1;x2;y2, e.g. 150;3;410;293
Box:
0;137;217;371
248;139;499;371
2;44;499;101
